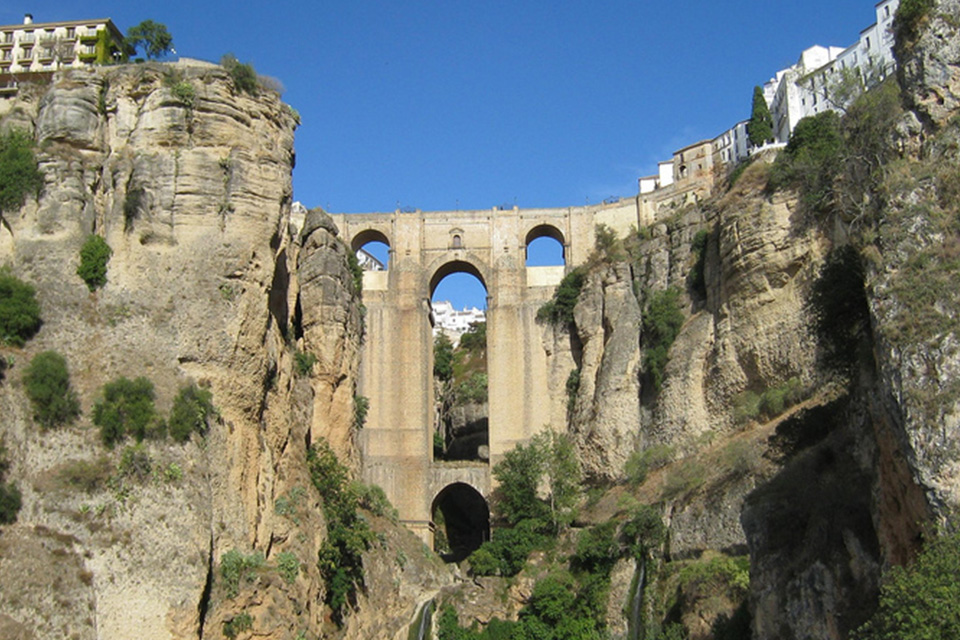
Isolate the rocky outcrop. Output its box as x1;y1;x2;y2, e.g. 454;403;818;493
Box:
899;0;960;127
0;61;377;640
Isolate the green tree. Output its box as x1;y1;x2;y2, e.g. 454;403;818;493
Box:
168;383;216;442
0;128;43;215
768;110;844;211
492;439;548;526
434;333;454;381
0;269;42;346
77;235;112;291
747;86;774;146
93;376;159;447
854;533;960;639
125;20;173;60
23;351;80;429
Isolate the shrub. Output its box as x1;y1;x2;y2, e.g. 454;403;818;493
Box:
537;267;586;326
621;505;666;559
662;458;706;500
171;81;196;107
0;481;21;525
353;482;397;520
353;395;369;429
346;249;363;293
0;128;44;214
276;551;300;584
56;457;112;492
93;376;159;447
308;439;375;624
459;321;486;352
220;54;259;95
854;533;960;639
123;186;144;231
77;235;112;291
220;549;264;598
573;521;619;573
642;288;685;390
294;350;317;377
767;111;844;212
0;269;42;346
893;0;935;56
168;383;216;442
22;351;80;428
223;612;253;639
455;372;487;404
434;333;454;381
565;367;580;413
625;444;675;486
117;443;153;481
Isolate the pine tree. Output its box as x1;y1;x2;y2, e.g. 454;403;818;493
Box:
747;86;774;146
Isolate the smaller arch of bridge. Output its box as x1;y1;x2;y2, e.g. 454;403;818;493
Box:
349;227;392;254
524;223;567;264
431;482;490;561
426;256;491;299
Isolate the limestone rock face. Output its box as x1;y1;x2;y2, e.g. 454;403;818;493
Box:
0;62;373;640
899;0;960;127
570;262;643;480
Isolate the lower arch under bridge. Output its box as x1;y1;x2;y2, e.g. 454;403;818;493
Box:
330;202;643;546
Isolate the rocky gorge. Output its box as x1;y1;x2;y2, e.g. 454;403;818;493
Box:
1;1;960;638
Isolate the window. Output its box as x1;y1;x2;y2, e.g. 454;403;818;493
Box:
66;27;75;38
21;32;35;43
885;6;890;18
452;234;462;249
866;36;871;49
1;32;12;44
20;47;32;59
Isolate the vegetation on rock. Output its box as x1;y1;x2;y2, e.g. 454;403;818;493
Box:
854;533;960;639
308;439;375;624
537;267;586;326
642;287;685;390
77;235;113;291
168;383;216;442
221;54;259;95
23;351;81;429
0;269;42;346
892;0;935;57
93;376;161;447
0;441;20;525
0;128;43;214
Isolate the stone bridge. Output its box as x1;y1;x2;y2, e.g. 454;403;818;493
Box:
330;199;646;546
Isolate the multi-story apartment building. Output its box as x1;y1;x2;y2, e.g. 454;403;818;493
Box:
0;14;124;78
764;0;899;143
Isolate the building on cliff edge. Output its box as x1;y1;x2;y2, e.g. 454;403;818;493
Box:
0;14;124;95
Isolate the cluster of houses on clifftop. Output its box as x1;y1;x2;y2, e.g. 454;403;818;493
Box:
639;0;900;201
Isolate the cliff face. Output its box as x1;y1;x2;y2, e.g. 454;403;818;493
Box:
0;62;385;640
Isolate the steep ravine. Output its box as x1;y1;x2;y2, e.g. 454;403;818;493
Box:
1;2;960;637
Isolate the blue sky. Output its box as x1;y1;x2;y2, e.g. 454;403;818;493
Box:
4;1;887;308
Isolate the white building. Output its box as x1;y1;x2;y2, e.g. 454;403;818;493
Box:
763;0;899;143
0;15;124;79
431;301;485;345
713;120;751;167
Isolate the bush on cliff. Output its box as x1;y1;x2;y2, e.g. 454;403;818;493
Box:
537;267;586;326
0;128;43;214
93;376;161;447
0;269;42;346
77;235;112;291
23;351;81;429
854;533;960;640
168;383;216;442
642;287;685;390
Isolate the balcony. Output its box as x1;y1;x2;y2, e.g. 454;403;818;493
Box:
79;32;99;43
